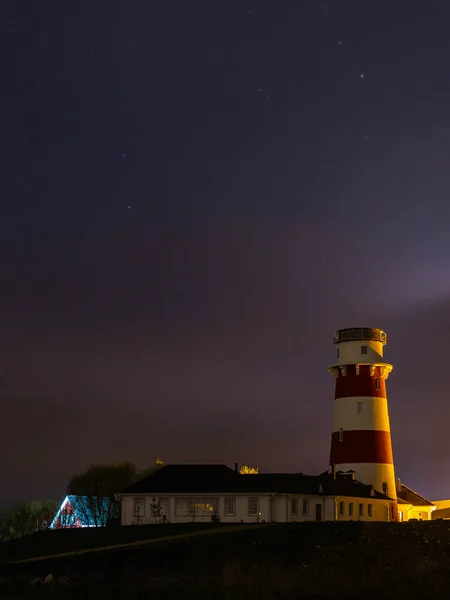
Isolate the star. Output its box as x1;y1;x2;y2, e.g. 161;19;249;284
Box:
121;153;127;158
359;73;365;79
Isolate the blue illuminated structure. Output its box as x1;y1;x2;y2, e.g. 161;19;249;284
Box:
49;495;114;529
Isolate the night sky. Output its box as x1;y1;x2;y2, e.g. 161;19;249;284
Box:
2;1;450;506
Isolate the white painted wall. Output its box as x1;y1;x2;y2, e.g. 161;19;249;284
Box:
120;494;272;526
404;505;435;521
334;339;385;365
337;462;396;499
120;494;392;525
334;496;391;521
332;396;391;431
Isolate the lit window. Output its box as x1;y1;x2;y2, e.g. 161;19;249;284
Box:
375;378;380;390
361;345;368;355
291;498;298;515
224;497;236;516
357;401;364;415
175;498;219;517
248;497;260;516
339;428;344;442
359;503;364;517
302;499;309;516
348;503;354;517
368;504;373;518
339;501;344;516
382;482;388;495
133;498;145;518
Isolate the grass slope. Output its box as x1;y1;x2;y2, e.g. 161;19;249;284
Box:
0;523;228;563
2;521;450;599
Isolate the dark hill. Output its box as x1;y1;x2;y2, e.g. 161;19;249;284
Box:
2;521;450;599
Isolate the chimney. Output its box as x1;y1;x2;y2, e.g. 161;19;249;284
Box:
235;462;239;473
397;477;401;492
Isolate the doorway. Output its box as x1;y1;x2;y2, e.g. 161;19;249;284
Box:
315;503;322;522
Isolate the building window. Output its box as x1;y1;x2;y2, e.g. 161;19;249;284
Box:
356;401;364;415
133;498;145;518
361;345;368;355
382;482;388;495
224;497;236;516
302;499;309;516
159;498;170;518
348;502;354;517
248;497;260;516
339;501;344;516
375;378;380;390
291;498;298;515
339;428;344;442
359;503;364;517
175;498;219;517
368;504;373;518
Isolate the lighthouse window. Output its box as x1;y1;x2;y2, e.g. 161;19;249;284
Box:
375;378;380;390
361;345;368;355
356;401;364;415
382;482;388;495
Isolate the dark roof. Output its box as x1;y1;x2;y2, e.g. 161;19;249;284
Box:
121;464;242;494
396;483;434;506
120;464;389;500
396;497;410;505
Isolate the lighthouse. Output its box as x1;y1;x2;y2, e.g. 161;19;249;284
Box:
328;328;398;519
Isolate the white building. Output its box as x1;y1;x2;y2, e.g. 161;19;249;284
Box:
118;464;395;525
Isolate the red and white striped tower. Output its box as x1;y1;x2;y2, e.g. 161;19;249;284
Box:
328;327;398;520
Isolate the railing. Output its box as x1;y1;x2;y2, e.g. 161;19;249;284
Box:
333;328;387;345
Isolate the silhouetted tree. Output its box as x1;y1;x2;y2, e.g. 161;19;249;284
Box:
65;459;164;527
136;458;164;480
149;498;162;524
5;499;59;538
211;511;221;525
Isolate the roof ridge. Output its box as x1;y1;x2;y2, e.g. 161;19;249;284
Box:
398;482;433;505
400;482;427;498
